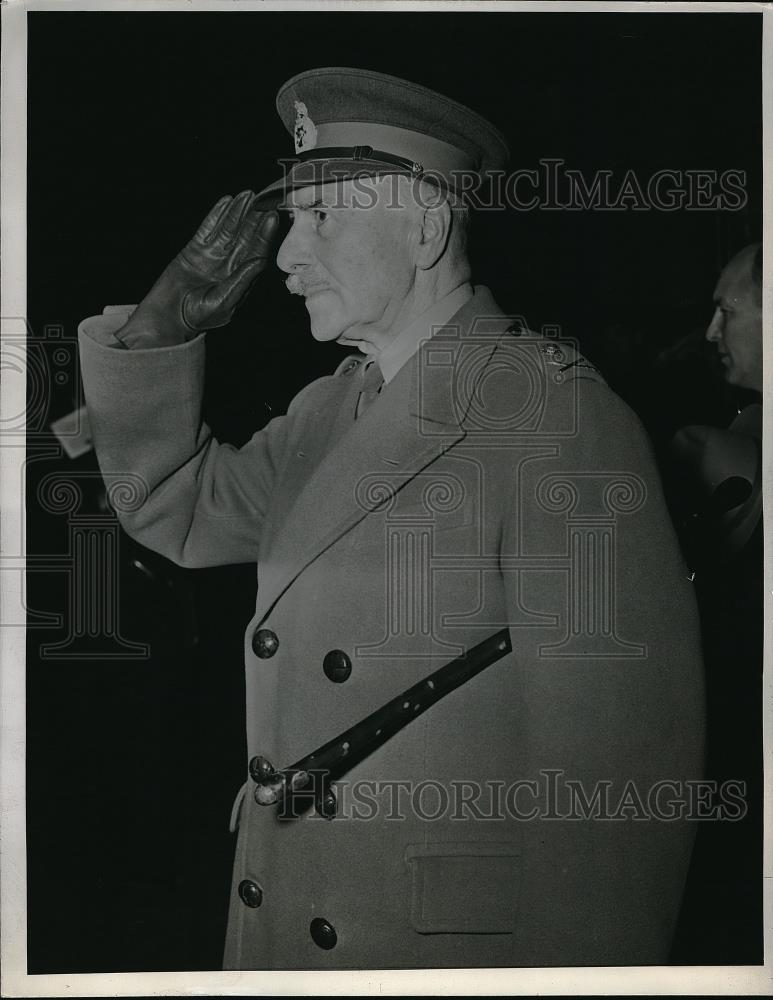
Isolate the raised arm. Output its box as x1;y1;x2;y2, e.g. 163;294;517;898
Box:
79;193;285;568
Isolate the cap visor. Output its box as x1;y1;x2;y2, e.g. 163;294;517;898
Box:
253;157;419;208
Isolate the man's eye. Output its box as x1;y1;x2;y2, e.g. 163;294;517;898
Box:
313;209;329;225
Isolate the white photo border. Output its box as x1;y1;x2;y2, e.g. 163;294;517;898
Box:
2;0;770;995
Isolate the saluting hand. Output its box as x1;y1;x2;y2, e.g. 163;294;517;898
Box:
115;191;279;348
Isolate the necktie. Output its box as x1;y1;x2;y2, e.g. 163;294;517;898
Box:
356;360;384;418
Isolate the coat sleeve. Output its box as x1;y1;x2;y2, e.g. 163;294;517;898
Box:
78;312;292;568
502;376;705;965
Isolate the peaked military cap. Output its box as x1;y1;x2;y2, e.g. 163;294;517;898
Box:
255;67;509;205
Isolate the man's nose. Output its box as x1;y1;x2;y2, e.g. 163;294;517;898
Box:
705;308;723;343
276;219;310;275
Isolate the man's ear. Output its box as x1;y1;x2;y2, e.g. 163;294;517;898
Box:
415;200;452;270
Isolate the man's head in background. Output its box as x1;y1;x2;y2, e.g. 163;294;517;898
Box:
705;242;763;393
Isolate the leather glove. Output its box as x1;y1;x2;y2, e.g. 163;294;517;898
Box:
115;190;279;348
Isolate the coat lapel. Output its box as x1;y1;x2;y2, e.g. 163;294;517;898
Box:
255;286;508;622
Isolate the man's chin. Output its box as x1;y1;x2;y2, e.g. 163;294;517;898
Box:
305;306;345;343
308;325;344;343
721;361;738;385
304;307;371;350
306;315;363;347
307;316;349;343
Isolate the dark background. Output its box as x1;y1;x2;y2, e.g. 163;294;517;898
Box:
26;9;762;973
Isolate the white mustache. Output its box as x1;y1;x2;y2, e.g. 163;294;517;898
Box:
285;274;306;296
285;274;329;297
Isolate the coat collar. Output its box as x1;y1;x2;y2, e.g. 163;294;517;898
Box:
255;285;510;624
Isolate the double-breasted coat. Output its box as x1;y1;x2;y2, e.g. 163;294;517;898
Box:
79;286;704;969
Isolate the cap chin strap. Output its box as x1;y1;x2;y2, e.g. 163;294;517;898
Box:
292;145;425;177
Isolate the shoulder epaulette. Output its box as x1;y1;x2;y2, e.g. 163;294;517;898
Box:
503;324;605;385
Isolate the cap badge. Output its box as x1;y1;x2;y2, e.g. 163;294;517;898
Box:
293;101;318;153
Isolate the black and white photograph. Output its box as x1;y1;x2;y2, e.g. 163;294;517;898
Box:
1;0;769;994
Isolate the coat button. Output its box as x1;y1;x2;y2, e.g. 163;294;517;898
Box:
238;879;263;908
310;917;337;950
323;649;352;683
252;628;279;659
248;755;276;784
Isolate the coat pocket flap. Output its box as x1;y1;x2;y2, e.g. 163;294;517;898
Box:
405;842;522;934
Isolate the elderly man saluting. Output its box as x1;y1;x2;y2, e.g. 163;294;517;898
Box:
79;68;704;970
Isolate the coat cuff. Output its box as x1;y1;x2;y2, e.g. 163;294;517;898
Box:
77;305;137;348
78;305;205;351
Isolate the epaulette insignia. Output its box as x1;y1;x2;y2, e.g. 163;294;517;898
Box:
536;342;603;384
553;356;603;385
540;343;566;364
558;357;601;375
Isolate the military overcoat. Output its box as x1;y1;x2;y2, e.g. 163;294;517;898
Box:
79;286;704;969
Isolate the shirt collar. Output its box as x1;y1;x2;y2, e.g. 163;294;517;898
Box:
372;282;473;384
